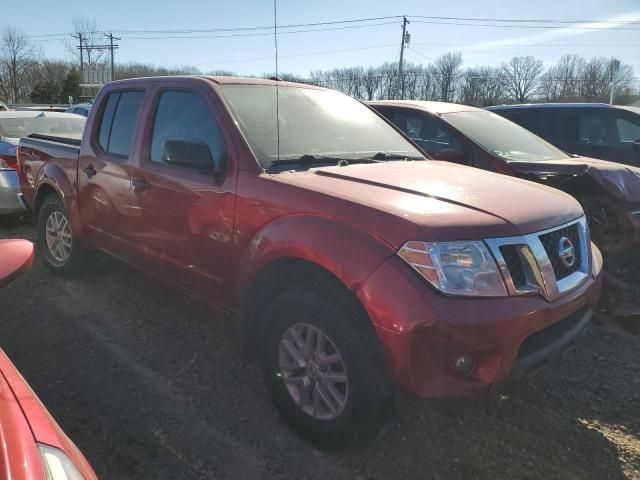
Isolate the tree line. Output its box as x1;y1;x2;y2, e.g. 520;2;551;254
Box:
300;53;639;105
1;24;638;106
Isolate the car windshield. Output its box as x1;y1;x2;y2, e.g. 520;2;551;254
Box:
0;115;86;138
443;110;568;162
219;84;424;169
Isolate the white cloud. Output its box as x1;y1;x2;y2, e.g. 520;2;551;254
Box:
463;10;640;54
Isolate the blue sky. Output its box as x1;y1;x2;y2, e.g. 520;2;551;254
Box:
5;0;640;77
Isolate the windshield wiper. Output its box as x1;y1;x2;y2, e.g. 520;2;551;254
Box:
266;154;346;172
368;152;424;161
266;152;424;173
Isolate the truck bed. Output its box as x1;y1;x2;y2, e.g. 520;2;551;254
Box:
18;134;82;210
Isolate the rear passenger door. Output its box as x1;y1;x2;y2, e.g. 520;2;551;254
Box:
556;108;618;161
610;110;640;165
127;84;237;304
78;89;145;257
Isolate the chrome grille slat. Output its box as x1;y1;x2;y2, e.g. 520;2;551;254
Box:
485;217;591;302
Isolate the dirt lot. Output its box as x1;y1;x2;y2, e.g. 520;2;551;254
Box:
1;218;639;480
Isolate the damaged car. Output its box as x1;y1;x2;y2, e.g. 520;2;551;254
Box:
369;100;640;251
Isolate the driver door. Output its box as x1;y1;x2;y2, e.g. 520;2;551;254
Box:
127;82;237;304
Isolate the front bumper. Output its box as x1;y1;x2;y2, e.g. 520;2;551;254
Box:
357;248;603;399
0;169;25;214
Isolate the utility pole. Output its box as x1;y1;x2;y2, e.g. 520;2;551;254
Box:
609;59;620;105
104;33;121;82
397;16;409;99
71;33;84;77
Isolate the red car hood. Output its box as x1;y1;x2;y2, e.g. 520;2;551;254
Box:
508;157;640;203
0;349;97;480
273;161;583;241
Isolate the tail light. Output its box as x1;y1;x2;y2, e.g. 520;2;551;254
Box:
0;155;18;169
0;144;17;170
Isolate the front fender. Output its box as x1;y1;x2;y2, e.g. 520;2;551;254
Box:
236;214;395;298
35;164;87;242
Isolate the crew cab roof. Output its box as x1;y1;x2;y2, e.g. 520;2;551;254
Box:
367;100;481;114
106;75;327;90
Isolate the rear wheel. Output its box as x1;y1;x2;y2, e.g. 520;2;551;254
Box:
260;282;393;449
37;195;84;276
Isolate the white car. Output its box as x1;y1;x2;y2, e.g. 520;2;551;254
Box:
0;111;85;215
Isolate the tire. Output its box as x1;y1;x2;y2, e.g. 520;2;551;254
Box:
36;195;84;276
260;281;394;449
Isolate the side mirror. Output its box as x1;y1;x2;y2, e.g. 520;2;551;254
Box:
0;239;34;288
162;138;226;175
433;149;467;165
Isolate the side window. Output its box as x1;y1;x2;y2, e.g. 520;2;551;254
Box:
615;114;640;144
510;111;539;135
98;93;119;151
108;92;145;156
578;112;609;146
150;90;226;168
97;91;145;156
391;111;461;153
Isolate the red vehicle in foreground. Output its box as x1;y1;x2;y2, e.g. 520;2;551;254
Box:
18;76;603;447
0;239;98;480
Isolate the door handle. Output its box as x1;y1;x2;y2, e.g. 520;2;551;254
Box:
81;165;97;178
132;178;151;192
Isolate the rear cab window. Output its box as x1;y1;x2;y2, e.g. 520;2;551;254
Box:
97;90;145;157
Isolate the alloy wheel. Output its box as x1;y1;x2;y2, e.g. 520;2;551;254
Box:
278;322;349;420
45;211;72;262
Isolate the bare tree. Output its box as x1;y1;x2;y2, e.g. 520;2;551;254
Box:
66;17;107;69
501;56;543;103
362;66;382;101
434;52;462;102
0;27;38;103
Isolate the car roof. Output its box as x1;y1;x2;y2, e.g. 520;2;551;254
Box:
69;103;92;109
107;75;327;91
367;100;481;114
0;111;83;119
487;103;616;111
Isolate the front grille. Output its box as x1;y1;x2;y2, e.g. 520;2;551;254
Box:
538;223;582;280
517;307;587;359
499;245;527;289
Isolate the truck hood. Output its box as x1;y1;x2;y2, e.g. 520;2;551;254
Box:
274;161;583;241
508;157;640;203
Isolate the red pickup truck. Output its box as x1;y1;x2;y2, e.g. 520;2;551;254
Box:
18;76;603;448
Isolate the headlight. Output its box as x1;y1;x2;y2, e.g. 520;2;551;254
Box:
38;444;85;480
398;240;507;297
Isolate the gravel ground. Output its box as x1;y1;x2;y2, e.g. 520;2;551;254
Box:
1;217;639;480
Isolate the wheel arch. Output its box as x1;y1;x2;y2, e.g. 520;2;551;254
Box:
241;255;381;360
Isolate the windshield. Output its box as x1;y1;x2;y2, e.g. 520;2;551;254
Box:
0;115;86;138
443;110;567;162
219;84;424;168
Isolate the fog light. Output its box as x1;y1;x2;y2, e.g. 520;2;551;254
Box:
454;354;474;374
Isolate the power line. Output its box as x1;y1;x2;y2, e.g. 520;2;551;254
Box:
411;20;640;30
121;21;401;40
410;15;640;24
114;15;405;34
25;13;640;40
410;42;640;47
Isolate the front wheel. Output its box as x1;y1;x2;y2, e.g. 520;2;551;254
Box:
260;282;393;449
37;195;85;276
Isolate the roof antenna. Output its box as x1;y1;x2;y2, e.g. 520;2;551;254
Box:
273;0;281;164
